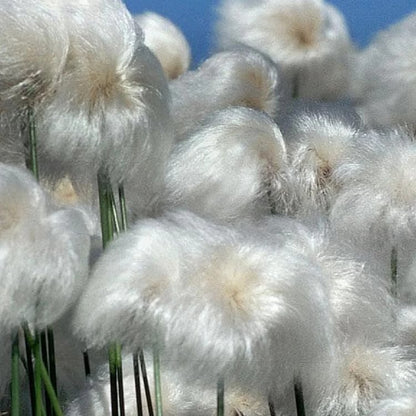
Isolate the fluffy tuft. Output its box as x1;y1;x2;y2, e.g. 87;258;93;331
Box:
65;355;270;416
73;210;333;393
135;12;191;79
330;128;416;286
317;344;416;416
215;0;353;99
0;0;68;107
37;0;173;211
162;107;294;221
368;395;416;416
0;164;90;330
72;217;182;350
170;48;282;139
282;109;361;215
351;12;416;128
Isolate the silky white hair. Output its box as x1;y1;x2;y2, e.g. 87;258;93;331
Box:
0;164;90;330
368;395;416;416
162;107;294;222
242;215;396;346
330;128;416;287
36;0;173;218
0;0;68;108
64;354;270;416
281;108;361;216
316;344;416;416
135;12;191;80
216;0;353;99
170;48;282;139
73;209;333;394
351;12;416;128
397;305;416;349
72;215;183;351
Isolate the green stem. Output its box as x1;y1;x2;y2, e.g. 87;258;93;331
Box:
83;350;91;378
115;344;125;416
294;382;306;416
139;351;154;416
391;247;398;297
26;106;39;181
118;184;128;231
23;327;36;416
108;345;119;416
97;171;112;249
33;334;43;416
153;346;163;416
133;353;143;416
39;358;63;416
23;326;62;416
217;377;225;416
46;328;57;409
11;332;20;416
108;189;121;235
40;332;51;416
268;397;276;416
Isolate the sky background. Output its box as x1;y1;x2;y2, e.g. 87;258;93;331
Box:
124;0;416;67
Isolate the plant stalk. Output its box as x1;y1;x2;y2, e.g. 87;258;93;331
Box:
217;377;225;416
133;353;143;416
139;351;154;416
294;382;306;416
11;332;20;416
153;346;163;416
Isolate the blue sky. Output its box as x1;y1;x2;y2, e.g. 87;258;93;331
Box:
125;0;416;67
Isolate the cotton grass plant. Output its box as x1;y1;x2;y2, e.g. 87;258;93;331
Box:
162;107;294;222
36;0;172;217
216;0;353;99
134;12;191;80
0;164;90;331
368;395;416;416
0;0;68;110
72;210;335;414
3;1;416;415
330;128;416;293
170;48;282;140
281;108;362;216
65;355;271;416
351;12;416;128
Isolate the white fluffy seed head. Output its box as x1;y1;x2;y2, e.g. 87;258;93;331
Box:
0;0;68;108
170;48;282;139
326;253;396;345
162;107;294;222
216;0;353;99
72;217;182;350
151;215;335;393
317;344;416;416
368;395;416;416
74;210;333;393
73;210;228;350
397;305;416;348
331;129;416;251
37;0;172;189
282;109;361;215
240;215;397;347
0;165;90;330
351;12;416;128
65;355;270;416
0;164;46;236
135;12;191;80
